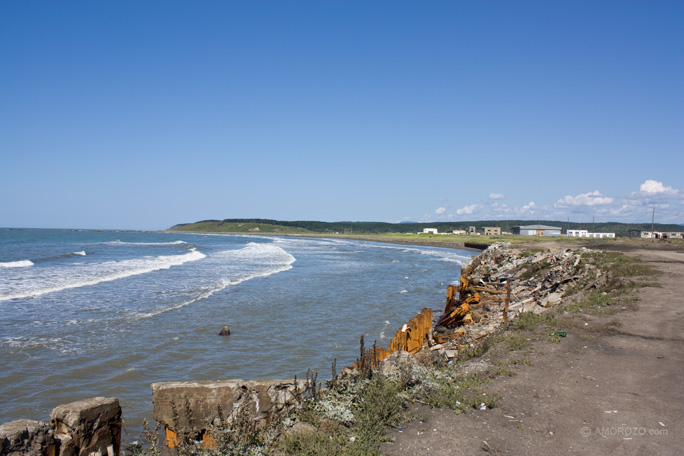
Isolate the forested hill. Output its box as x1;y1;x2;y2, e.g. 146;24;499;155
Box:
168;218;683;237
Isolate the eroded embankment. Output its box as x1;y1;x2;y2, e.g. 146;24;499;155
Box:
136;243;618;452
2;242;617;456
427;242;607;355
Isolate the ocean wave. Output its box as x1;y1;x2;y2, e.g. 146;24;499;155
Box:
28;251;88;264
0;260;34;268
133;279;232;320
2;336;80;354
0;250;206;302
217;242;297;266
134;243;296;320
373;244;472;265
102;240;188;246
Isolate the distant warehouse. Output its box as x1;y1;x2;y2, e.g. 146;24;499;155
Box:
512;225;562;237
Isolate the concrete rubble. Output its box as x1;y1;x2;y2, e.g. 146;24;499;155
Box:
432;242;602;352
151;379;309;448
0;420;54;456
0;397;121;456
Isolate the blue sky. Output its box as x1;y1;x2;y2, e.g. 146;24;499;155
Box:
1;1;682;230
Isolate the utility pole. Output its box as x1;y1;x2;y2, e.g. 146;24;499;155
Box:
651;208;655;239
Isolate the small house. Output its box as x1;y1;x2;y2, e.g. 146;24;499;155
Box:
483;227;501;236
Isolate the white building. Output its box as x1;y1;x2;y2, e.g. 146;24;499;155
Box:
423;228;438;235
590;232;616;238
567;229;615;238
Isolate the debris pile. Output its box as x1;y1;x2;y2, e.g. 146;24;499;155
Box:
433;242;601;346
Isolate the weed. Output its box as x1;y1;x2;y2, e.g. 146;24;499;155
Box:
512;356;532;366
585;252;656;278
352;376;403;451
503;333;532;351
357;336;381;380
457;335;497;362
512;312;542;331
281;431;349;456
488;366;515;378
512;312;558;332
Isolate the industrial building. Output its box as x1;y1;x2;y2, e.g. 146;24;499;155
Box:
512;225;562;237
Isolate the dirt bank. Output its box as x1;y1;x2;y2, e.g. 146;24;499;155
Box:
381;247;684;456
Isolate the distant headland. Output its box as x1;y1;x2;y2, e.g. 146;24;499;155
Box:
168;218;682;238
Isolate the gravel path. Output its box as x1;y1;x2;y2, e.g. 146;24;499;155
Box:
381;247;684;456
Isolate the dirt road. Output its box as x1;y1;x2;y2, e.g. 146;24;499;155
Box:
381;248;684;456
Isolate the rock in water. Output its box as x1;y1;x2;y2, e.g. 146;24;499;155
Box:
218;326;231;336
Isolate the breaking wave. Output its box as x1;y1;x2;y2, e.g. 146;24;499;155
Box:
133;243;296;320
0;250;206;302
0;260;34;268
102;240;187;246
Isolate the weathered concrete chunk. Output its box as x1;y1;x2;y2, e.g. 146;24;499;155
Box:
152;380;246;432
151;379;307;435
50;397;120;431
541;292;563;307
50;397;121;456
0;419;55;456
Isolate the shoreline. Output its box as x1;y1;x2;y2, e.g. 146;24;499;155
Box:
164;228;684;253
162;229;489;252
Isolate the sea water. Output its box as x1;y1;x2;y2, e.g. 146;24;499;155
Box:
0;229;473;433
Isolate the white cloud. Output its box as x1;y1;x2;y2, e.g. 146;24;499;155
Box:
411;180;684;223
521;201;537;214
637;179;678;196
555;191;614;208
456;204;479;215
563;181;684;223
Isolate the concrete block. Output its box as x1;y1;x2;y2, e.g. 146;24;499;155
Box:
0;419;55;456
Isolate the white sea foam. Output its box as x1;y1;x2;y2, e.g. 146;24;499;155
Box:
0;250;206;302
379;320;394;340
102;240;187;246
2;336;79;354
373;244;472;265
73;251;86;256
0;260;34;268
133;243;296;320
133;279;232;320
